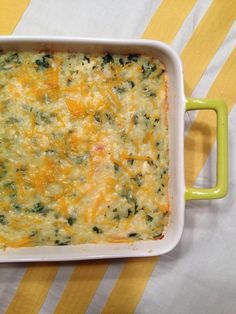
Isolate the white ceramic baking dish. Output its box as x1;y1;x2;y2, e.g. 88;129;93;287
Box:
0;37;228;262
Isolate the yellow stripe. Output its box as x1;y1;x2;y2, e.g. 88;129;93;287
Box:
185;48;236;186
102;257;158;314
142;0;196;43
0;0;30;35
6;264;58;314
54;261;108;314
181;0;236;96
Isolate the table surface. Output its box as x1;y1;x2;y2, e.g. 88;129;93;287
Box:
0;1;235;313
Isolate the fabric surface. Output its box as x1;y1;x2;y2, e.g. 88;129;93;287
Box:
0;0;236;313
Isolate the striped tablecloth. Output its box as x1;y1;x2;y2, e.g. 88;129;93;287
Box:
0;1;235;313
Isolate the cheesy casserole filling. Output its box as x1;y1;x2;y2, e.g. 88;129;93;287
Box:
0;51;169;248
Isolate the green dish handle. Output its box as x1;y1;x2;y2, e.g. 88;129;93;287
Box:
185;98;228;201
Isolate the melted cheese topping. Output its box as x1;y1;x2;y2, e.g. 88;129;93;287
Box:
0;51;169;248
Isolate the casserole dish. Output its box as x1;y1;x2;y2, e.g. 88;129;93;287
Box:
0;36;228;262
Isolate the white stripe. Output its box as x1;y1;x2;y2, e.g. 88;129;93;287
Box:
171;0;212;54
38;265;74;314
0;265;26;313
185;21;236;131
13;0;162;38
86;261;124;314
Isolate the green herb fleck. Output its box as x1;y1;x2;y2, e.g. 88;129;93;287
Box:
132;173;143;187
55;239;71;246
75;152;89;165
146;214;153;222
35;54;51;71
93;226;103;234
94;112;102;123
114;162;120;173
101;54;113;66
128;54;139;62
6;117;20;124
119;58;124;65
36;111;55;124
157;69;165;79
67;216;76;226
0;214;7;225
113;86;126;94
128;80;135;88
45;149;57;156
105;112;114;124
142;62;156;79
29;202;50;216
144;87;156;97
84;55;90;63
133;113;139;125
128;232;138;237
0;162;7;179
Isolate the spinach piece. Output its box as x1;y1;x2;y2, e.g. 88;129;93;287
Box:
5;53;18;62
112;208;120;220
4;182;17;200
113;86;126;94
132;173;143;187
35;54;51;71
153;232;163;239
45;149;57;156
4;52;21;65
127;208;133;217
160;168;168;178
143;87;156;97
67;78;72;86
13;204;21;211
75;152;89;165
146;214;153;222
30;230;38;237
6;117;20;124
121;187;136;204
127;54;139;62
127;159;134;165
128;232;138;237
29;202;50;216
35;111;55;124
67;216;76;226
114;162;120;173
0;162;7;179
44;53;53;59
101;54;113;66
142;62;156;79
0;214;7;225
105;112;114;124
93;226;103;234
0;53;21;70
55;239;71;246
119;58;124;65
94;112;102;123
157;69;165;79
133;113;139;125
153;118;160;127
83;55;90;63
16;166;27;172
4;182;16;189
128;80;135;88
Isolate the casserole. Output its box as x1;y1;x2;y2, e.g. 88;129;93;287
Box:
0;37;228;262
